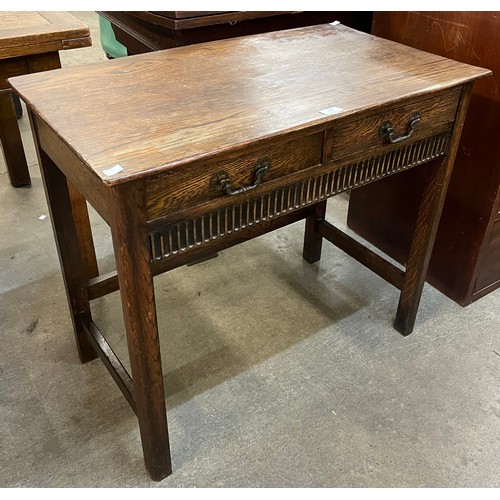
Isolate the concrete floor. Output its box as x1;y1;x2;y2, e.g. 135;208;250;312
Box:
1;12;499;487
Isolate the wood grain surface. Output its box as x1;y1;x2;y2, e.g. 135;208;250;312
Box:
0;12;90;58
9;24;489;186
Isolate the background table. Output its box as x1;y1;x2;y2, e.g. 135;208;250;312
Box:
98;11;372;54
0;11;91;187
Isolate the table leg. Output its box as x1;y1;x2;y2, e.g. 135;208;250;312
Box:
67;183;99;279
394;154;453;335
394;83;473;335
37;147;98;362
0;52;62;188
0;90;30;186
303;200;327;263
109;183;172;481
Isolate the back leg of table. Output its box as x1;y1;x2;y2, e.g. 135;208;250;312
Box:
303;200;327;263
67;183;99;279
0;91;30;186
37;147;98;363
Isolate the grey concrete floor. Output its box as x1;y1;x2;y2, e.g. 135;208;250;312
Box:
1;12;500;488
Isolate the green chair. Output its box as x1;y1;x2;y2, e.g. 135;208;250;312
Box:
98;15;128;59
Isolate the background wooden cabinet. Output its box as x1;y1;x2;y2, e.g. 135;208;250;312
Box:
347;11;500;306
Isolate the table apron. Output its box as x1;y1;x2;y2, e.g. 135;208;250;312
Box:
147;131;451;264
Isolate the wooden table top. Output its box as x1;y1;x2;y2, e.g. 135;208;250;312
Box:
9;24;489;186
0;11;91;59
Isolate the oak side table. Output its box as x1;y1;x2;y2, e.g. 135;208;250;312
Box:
0;11;91;187
10;24;489;481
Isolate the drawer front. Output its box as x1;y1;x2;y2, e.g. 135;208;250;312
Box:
145;89;460;262
325;89;461;161
147;130;451;262
145;132;322;221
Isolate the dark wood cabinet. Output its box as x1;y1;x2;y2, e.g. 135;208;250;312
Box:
347;11;500;306
98;11;373;54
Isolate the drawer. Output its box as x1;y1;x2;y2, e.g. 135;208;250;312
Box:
145;132;323;221
325;89;461;161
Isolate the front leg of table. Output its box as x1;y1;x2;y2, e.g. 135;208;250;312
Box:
394;82;473;335
109;182;172;481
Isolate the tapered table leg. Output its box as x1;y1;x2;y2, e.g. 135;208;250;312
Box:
395;83;473;335
110;182;172;481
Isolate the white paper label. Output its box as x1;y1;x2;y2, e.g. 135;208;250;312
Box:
319;106;344;116
103;164;124;176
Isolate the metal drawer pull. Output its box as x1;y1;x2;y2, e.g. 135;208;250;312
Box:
211;157;271;196
379;112;421;144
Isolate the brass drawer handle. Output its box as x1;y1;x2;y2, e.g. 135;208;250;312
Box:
211;157;271;196
379;112;421;144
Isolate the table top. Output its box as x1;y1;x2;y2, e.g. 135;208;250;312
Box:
9;23;489;186
0;11;91;59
